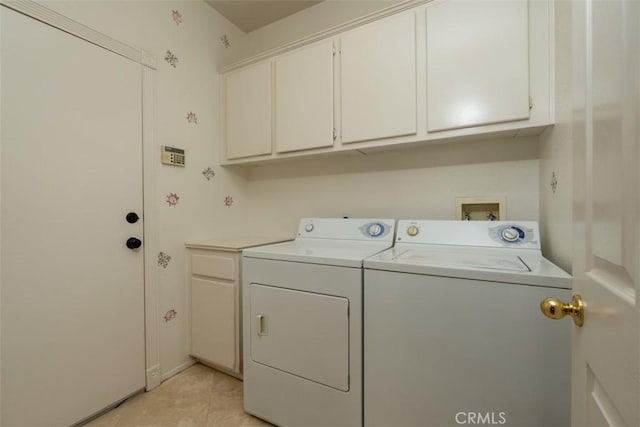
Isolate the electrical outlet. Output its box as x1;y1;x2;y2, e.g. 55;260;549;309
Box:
146;365;161;389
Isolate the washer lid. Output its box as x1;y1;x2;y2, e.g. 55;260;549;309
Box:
393;248;531;273
365;246;572;289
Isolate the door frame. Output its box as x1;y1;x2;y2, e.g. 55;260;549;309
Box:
0;1;162;411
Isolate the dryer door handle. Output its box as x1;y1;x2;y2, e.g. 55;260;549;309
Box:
257;314;268;336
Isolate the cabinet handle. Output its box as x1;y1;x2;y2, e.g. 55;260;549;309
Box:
257;314;268;336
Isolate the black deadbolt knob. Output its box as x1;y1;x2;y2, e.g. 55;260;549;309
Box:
126;212;140;224
126;237;142;249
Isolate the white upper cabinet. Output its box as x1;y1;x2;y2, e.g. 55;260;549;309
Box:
425;0;530;132
224;61;272;160
275;41;334;153
219;0;552;165
340;12;417;144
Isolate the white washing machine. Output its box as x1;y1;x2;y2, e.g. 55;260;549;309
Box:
242;218;396;427
363;220;572;427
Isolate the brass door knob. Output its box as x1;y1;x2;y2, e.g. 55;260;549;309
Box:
540;294;584;327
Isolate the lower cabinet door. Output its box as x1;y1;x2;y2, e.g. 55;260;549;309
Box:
249;283;350;391
191;277;235;370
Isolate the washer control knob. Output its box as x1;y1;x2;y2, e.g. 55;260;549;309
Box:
304;223;314;232
407;225;419;237
368;223;383;237
501;227;521;242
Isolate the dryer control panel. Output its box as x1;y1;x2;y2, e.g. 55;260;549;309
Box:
297;218;395;241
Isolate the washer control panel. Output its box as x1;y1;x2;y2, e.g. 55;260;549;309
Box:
406;225;420;237
490;224;534;245
395;220;540;249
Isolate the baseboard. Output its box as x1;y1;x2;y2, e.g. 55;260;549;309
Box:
145;364;161;391
160;359;196;382
196;358;243;380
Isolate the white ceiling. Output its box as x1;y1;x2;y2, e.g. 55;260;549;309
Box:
205;0;323;33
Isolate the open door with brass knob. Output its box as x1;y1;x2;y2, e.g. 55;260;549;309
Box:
540;294;584;327
567;0;640;425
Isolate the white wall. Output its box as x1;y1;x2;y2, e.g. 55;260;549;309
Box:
246;138;541;234
41;0;250;378
538;0;573;273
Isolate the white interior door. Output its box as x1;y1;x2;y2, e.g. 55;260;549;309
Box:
1;7;145;425
570;0;639;425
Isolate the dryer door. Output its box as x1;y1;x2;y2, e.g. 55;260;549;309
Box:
249;284;350;391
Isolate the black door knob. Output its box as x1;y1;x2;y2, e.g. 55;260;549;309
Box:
126;237;142;249
126;212;140;224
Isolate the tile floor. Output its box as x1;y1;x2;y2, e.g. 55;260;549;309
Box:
86;363;272;427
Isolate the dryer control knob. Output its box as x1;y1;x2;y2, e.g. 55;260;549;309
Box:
304;223;314;232
407;225;419;236
368;223;383;237
501;227;520;242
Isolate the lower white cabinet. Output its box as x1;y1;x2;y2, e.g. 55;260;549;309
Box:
191;277;236;371
186;237;290;377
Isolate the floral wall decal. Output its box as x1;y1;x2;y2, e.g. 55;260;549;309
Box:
224;195;234;207
166;192;180;206
171;10;182;26
157;252;171;268
186;111;198;124
164;50;178;68
202;167;215;181
164;309;177;322
551;172;558;194
220;35;231;48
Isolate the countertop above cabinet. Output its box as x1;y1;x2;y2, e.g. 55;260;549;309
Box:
219;0;554;166
185;236;292;251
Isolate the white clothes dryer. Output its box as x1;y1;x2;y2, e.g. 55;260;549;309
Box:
363;220;572;427
242;218;396;427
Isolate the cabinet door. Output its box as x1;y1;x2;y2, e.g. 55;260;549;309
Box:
191;277;235;370
341;12;417;144
426;0;530;132
224;62;272;159
275;41;334;153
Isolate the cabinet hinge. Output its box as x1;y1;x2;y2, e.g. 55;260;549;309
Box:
529;96;533;110
333;128;337;140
